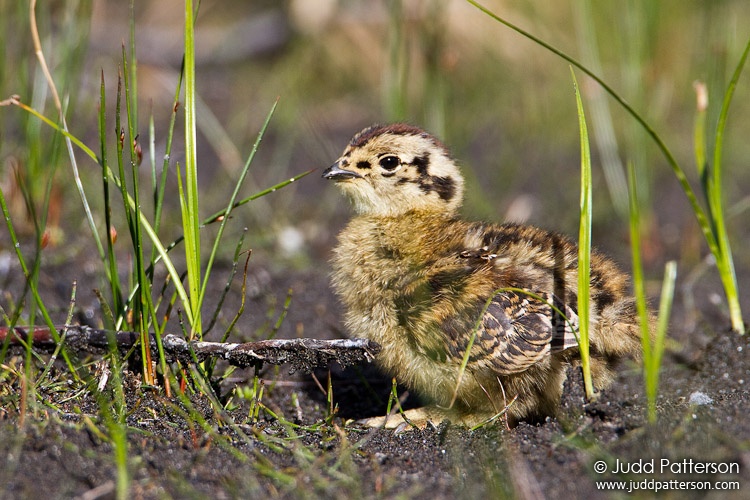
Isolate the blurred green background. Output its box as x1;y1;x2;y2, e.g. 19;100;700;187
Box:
1;0;749;277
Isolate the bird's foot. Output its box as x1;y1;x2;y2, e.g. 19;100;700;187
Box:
356;407;449;432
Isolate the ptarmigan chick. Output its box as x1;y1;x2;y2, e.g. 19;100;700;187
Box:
323;123;643;428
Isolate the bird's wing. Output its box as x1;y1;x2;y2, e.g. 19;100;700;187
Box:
472;290;580;375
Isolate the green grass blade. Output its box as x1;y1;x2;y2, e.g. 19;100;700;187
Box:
628;162;658;423
628;162;650;351
469;0;746;335
98;71;123;324
94;349;129;500
183;0;202;338
646;260;676;422
707;36;750;334
571;68;594;400
203;232;248;346
114;71;135;244
122;37;162;384
4;98;98;161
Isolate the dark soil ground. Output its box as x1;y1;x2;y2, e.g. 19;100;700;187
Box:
1;251;750;499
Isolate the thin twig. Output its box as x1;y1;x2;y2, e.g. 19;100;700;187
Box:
0;325;381;374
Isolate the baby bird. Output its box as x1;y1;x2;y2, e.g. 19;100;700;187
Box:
323;123;643;428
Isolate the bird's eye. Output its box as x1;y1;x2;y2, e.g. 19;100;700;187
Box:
378;155;400;171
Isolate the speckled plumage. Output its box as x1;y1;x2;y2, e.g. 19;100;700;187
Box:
323;124;644;427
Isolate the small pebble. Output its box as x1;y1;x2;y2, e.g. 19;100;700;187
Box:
277;226;305;255
688;391;713;406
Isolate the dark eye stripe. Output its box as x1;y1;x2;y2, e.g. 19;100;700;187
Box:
357;161;371;169
411;153;430;175
398;174;456;201
432;176;456;201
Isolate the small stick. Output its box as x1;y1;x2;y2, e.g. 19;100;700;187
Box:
0;325;380;373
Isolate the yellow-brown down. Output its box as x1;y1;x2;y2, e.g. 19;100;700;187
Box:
324;123;643;427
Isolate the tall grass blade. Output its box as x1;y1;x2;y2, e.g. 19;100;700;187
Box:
121;42;157;384
706;37;750;334
571;68;594;400
98;71;123;325
628;163;649;346
183;0;202;338
647;261;676;422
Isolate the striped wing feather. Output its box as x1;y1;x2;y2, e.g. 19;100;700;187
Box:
475;291;579;375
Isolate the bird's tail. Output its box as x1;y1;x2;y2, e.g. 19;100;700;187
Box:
587;297;653;388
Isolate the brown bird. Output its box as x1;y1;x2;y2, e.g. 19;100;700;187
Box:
323;123;643;428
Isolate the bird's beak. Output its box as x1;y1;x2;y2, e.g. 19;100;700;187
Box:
322;161;363;180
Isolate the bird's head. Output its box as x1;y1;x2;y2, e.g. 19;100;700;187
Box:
323;124;465;217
